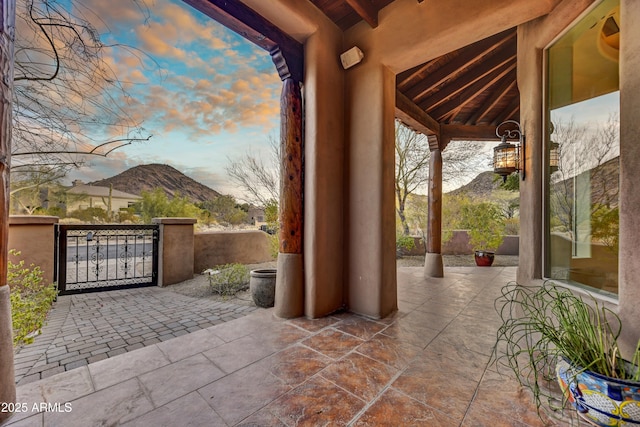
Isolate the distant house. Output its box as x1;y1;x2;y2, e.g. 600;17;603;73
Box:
66;180;141;214
247;205;266;226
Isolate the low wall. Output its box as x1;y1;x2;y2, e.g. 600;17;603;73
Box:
193;230;273;273
399;231;520;256
443;230;519;255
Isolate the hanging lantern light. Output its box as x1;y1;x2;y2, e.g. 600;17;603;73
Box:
493;120;525;182
549;141;559;173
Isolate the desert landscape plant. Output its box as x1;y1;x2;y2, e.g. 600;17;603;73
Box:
205;263;250;297
9;250;57;346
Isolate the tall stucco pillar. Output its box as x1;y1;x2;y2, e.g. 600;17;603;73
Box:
515;24;544;284
345;60;397;319
0;0;16;421
274;78;304;319
618;0;640;358
424;148;444;277
303;28;345;318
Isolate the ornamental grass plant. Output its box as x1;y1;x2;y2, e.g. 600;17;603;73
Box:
493;282;640;416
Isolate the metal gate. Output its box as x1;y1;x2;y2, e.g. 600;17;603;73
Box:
55;224;159;295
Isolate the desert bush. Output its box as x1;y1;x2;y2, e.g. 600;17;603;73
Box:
8;250;57;346
205;263;250;296
396;234;417;257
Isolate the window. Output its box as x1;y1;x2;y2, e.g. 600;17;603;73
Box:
545;0;620;295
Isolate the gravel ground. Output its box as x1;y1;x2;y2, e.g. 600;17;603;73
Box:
168;256;518;306
167;261;277;306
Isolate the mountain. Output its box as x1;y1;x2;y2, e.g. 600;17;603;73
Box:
447;171;503;198
89;164;222;203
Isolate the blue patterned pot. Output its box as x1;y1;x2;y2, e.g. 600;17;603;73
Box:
556;358;640;426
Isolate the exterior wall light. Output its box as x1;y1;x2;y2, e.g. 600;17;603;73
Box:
493;120;525;182
549;140;559;173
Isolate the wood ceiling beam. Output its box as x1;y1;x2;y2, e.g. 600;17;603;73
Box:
429;61;516;121
395;90;441;136
345;0;379;28
491;96;520;126
181;0;303;82
418;49;515;113
401;29;515;98
441;124;498;141
465;70;517;125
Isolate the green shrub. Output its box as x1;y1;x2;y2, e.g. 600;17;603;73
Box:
8;250;57;347
396;235;417;256
205;263;250;297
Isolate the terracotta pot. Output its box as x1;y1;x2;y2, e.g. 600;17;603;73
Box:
556;358;640;426
249;269;276;308
474;250;495;266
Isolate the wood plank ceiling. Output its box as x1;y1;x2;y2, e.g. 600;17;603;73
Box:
310;0;519;142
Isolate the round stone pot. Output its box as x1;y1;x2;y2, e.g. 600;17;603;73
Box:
474;250;495;266
250;269;277;308
556;358;640;426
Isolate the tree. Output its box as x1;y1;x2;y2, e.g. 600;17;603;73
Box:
200;195;248;227
135;188;202;223
549;115;619;246
10;0;154;198
226;135;280;207
394;120;488;235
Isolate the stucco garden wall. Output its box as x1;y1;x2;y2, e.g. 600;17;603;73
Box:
193;230;273;273
398;233;519;256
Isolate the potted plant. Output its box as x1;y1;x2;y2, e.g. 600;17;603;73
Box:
459;200;505;266
494;281;640;426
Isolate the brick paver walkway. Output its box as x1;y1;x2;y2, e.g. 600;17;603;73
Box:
13;287;257;385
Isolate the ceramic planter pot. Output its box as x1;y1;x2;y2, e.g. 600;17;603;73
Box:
474;250;495;266
249;269;276;308
556;358;640;426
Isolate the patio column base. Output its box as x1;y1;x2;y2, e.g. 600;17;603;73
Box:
274;253;304;318
0;285;16;423
424;253;444;278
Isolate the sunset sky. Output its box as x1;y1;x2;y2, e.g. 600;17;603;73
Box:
55;0;281;198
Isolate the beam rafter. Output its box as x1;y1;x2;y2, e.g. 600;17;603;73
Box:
425;59;516;121
395;90;440;137
465;70;517;125
440;124;499;141
345;0;379;28
401;29;515;98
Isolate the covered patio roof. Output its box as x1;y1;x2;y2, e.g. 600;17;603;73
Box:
310;1;519;143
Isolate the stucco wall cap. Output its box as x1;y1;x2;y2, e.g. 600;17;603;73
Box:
9;215;59;225
151;217;197;225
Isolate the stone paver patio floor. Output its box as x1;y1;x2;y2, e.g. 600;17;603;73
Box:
13;286;256;385
3;266;578;426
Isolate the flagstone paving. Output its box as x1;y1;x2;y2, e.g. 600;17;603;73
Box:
4;266;579;426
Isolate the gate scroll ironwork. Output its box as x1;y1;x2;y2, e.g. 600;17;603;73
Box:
55;224;159;295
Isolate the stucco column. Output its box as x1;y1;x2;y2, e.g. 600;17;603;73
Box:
274;78;304;318
302;28;345;318
424;148;444;277
345;60;397;319
0;0;16;421
618;0;640;358
152;217;196;287
515;24;544;284
8;216;58;284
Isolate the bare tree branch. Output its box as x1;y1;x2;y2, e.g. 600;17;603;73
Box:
11;0;156;189
225;136;280;207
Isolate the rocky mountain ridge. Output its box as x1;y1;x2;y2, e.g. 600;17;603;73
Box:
89;164;221;203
